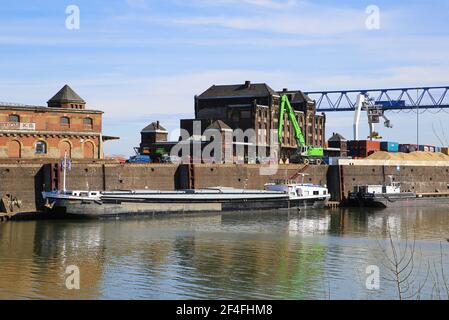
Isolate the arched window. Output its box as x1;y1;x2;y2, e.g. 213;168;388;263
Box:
9;114;19;123
83;141;95;159
83;117;93;129
60;116;70;127
7;140;21;158
35;141;47;155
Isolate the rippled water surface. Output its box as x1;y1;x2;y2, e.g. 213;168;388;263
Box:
1;207;449;299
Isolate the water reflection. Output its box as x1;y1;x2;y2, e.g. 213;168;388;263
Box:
0;207;448;299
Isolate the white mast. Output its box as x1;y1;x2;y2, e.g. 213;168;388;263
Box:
63;151;67;193
353;94;365;141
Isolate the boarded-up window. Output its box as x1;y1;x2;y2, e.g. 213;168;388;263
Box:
59;141;71;158
7;140;21;158
83;141;95;159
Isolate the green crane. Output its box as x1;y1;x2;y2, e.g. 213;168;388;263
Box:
278;95;324;164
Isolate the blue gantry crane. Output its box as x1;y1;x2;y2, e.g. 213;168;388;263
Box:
297;86;449;141
303;86;449;112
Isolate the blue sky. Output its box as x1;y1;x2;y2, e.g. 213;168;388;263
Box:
1;0;449;156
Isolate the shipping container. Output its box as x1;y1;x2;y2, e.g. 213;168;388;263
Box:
442;147;449;155
418;145;428;152
347;140;381;158
399;144;418;153
419;145;435;152
435;146;441;153
357;140;381;150
380;141;399;152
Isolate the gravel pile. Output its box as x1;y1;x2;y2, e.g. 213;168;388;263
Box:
367;151;449;161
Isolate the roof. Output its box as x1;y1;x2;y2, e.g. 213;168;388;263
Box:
102;135;120;141
48;85;86;104
198;81;277;99
278;90;313;104
141;122;167;133
328;133;347;142
206;120;232;131
0;104;103;114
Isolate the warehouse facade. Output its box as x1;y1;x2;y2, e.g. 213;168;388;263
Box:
183;81;326;161
0;85;114;160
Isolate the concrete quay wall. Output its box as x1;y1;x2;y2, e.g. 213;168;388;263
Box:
339;165;449;201
0;161;448;214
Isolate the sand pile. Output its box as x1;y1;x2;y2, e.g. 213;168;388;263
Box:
367;151;449;161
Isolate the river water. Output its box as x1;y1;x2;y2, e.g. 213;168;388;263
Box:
0;207;448;300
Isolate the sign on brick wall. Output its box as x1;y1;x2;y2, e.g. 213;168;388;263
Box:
0;122;36;130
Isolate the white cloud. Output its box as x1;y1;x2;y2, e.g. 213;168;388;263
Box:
125;0;148;9
170;0;400;36
173;9;367;35
190;0;298;10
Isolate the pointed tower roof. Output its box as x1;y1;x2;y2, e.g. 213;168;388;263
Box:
141;121;168;133
206;120;232;131
328;132;347;142
47;85;86;104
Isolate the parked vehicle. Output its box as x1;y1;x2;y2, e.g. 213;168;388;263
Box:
256;156;277;164
105;155;127;164
161;154;181;163
127;154;151;163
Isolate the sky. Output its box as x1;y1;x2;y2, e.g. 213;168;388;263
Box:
1;0;449;156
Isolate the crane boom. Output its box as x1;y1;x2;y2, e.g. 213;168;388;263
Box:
278;95;324;164
279;95;306;147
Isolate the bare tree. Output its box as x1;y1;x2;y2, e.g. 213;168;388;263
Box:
377;223;430;300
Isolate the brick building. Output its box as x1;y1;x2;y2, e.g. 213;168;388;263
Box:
327;132;348;157
183;81;326;161
139;121;175;157
0;85;115;160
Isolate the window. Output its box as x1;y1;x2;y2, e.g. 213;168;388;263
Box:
60;116;70;127
84;117;93;128
35;141;47;155
9;114;19;123
240;111;251;119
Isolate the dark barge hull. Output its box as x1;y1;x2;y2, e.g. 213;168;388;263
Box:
45;197;328;219
343;193;449;208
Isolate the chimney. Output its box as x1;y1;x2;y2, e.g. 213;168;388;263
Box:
244;80;251;88
156;121;160;129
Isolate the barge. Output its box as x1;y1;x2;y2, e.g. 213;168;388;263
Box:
42;184;330;218
41;154;330;218
344;178;449;208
